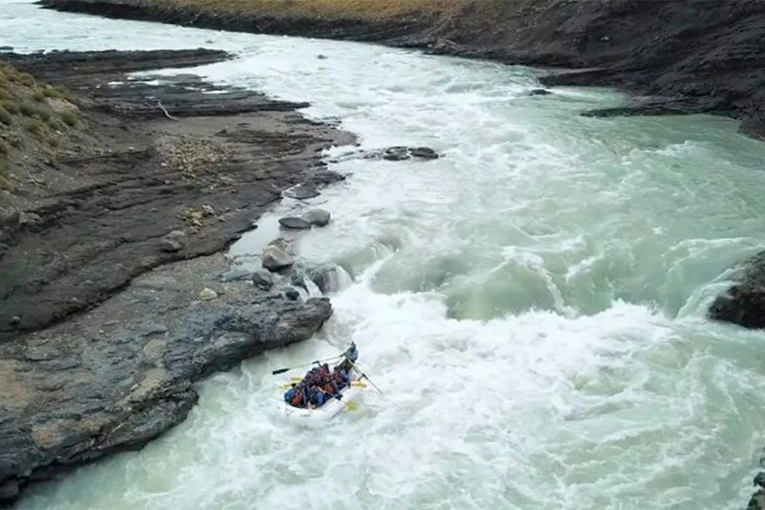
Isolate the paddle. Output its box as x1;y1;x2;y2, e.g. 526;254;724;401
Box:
348;361;384;396
271;354;343;375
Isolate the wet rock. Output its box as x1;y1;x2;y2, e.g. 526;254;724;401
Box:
262;245;294;271
409;147;439;160
268;237;295;255
251;269;273;290
708;251;765;329
219;268;252;282
199;288;218;301
278;217;312;230
10;316;20;326
528;88;552;96
285;289;301;301
355;146;440;162
382;146;410;161
284;184;320;200
288;262;345;294
302;209;331;227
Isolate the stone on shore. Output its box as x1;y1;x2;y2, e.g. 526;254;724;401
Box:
251;269;274;290
302;209;331;227
262;245;294;271
199;288;218;301
279;217;312;230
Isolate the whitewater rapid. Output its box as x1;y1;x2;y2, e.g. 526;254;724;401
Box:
4;1;765;509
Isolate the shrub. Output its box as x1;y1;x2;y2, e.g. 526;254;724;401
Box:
0;139;8;155
0;88;11;101
18;102;36;116
1;101;19;114
36;109;51;122
32;90;46;102
23;118;46;137
8;135;22;149
60;110;78;127
17;72;34;87
0;107;11;126
0;158;9;189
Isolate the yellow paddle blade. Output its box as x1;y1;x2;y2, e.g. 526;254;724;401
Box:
345;401;357;411
351;381;368;388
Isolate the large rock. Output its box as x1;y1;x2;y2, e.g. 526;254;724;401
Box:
251;269;274;290
708;251;765;329
0;294;332;503
278;217;312;230
261;245;294;271
302;209;331;227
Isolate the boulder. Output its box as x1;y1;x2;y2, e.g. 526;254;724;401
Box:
262;245;294;271
278;217;312;230
708;251;765;329
302;209;331;227
409;147;439;160
251;269;274;290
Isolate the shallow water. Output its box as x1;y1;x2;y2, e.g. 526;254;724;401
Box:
4;1;765;508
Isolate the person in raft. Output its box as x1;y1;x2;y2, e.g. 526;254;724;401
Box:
283;345;356;409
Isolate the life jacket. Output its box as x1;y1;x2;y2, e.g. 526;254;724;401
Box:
290;390;304;407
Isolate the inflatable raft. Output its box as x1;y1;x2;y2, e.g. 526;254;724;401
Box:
278;374;362;424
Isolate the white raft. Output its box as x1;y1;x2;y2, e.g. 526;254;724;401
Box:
278;376;362;424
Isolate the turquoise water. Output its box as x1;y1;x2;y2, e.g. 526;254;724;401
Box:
3;1;765;508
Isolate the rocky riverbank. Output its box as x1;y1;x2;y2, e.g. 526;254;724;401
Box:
0;48;354;340
39;0;765;141
0;47;358;504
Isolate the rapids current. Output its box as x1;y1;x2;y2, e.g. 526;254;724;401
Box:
4;1;765;508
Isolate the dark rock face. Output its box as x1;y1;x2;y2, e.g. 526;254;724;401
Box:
708;252;765;329
0;293;332;503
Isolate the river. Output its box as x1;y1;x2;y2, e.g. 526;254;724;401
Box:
4;1;765;508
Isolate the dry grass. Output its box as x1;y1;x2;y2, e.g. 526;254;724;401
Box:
143;0;492;21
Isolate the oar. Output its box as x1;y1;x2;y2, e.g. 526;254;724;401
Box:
271;355;343;375
349;361;384;396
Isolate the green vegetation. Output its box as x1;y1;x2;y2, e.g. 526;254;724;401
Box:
18;102;36;116
23;118;47;137
0;107;11;126
0;57;85;194
0;158;9;190
60;110;79;127
1;101;19;114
